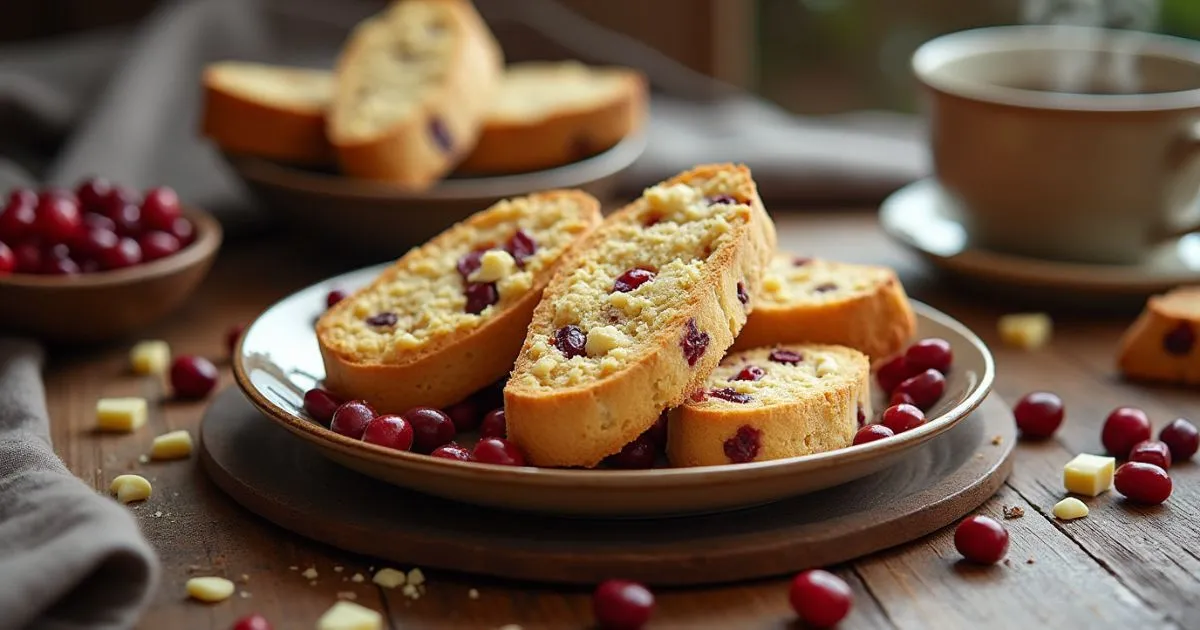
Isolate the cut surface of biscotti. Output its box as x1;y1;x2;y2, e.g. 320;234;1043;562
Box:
458;61;647;174
667;344;869;467
504;164;777;467
328;0;503;188
317;191;601;413
201;61;334;164
1117;285;1200;384
733;255;916;359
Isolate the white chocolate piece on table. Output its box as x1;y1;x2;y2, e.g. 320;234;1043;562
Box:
372;568;405;588
1063;453;1115;496
406;568;425;586
130;340;171;375
109;474;152;503
998;313;1053;350
150;430;194;460
317;601;383;630
1053;497;1090;520
186;576;235;603
96;398;148;432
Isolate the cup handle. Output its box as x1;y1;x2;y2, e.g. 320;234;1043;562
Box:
1160;119;1200;240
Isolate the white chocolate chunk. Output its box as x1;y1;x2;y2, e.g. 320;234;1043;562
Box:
130;340;171;375
1053;497;1090;520
406;568;425;586
351;573;365;583
186;576;235;603
815;356;839;378
302;567;319;580
96;398;148;432
317;601;383;630
1063;453;1115;496
109;474;152;503
998;313;1052;350
468;249;516;283
150;430;193;460
372;568;405;588
468;588;479;599
585;325;627;356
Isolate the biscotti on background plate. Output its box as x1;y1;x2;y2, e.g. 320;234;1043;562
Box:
326;0;504;188
504;164;777;468
201;61;334;165
667;344;869;467
317;191;601;413
457;61;647;174
1117;285;1200;384
734;255;916;360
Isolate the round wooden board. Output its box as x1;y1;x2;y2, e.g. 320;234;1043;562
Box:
200;388;1016;586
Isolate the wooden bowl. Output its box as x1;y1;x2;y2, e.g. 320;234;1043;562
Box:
222;133;645;261
0;208;222;344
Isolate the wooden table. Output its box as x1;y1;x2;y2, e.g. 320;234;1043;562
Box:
46;211;1199;629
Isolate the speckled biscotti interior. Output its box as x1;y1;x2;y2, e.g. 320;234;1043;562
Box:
317;190;601;413
734;255;916;360
1117;285;1200;385
667;344;869;467
504;163;777;468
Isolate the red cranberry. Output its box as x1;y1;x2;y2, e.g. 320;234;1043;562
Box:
646;411;668;447
1114;462;1172;505
1102;407;1152;459
330;401;376;439
225;323;246;355
231;613;272;630
76;177;112;213
793;256;813;266
101;185;139;213
592;580;654;630
954;515;1009;564
471;437;526;466
875;355;912;394
431;443;472;461
905;337;953;374
889;391;916;407
404;407;456;453
83;213;116;232
1012;391;1064;439
141;186;181;231
99;237;142;270
813;282;837;293
40;255;80;275
680;318;710;366
0;242;12;275
362;414;414;451
1159;418;1199;461
737;281;749;305
444;398;483;432
170;356;219;399
788;570;852;629
34;193;82;244
480;408;506;438
733;365;765;381
881;403;925;434
553;325;587;358
723;425;762;463
6;188;36;210
12;242;41;273
464;282;498;314
857;404;866;426
707;194;737;205
709;387;752;403
606;434;657;469
893;369;945;410
138;231;180;261
75;226;119;259
505;229;537;266
365;312;397;327
455;249;486;279
107;202;143;236
769;349;803;364
1163;322;1195;356
0;195;36;243
168;216;195;245
1128;440;1172;470
854;424;895;445
612;267;656;293
302;388;342;424
325;289;348;308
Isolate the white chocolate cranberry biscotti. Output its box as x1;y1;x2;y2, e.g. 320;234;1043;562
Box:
1117;285;1200;384
733;256;916;360
327;0;503;188
317;191;601;413
668;344;870;467
201;61;334;165
504;164;777;467
457;61;647;174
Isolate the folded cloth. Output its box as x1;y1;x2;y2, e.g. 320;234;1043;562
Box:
0;340;159;630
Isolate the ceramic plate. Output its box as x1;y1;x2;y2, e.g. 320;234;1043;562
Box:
231;264;995;517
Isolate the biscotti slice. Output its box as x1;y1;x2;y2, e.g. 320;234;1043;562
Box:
317;191;601;413
327;0;503;188
504;164;777;467
667;344;869;467
1117;286;1200;384
201;61;334;165
733;256;916;359
457;61;647;174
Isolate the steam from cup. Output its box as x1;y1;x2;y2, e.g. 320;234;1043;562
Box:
1020;0;1160;94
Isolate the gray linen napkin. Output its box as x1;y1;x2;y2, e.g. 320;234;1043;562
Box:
0;340;158;630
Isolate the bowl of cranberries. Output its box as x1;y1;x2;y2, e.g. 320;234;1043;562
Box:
0;179;222;342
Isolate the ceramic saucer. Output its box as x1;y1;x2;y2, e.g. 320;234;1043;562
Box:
880;179;1200;302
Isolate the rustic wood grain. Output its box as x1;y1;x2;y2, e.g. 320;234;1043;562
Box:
39;212;1200;629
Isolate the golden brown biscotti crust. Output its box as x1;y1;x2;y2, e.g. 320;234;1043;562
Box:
504;164;777;468
317;190;602;413
1117;285;1200;384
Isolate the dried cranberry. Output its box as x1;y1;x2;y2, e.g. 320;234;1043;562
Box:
456;249;486;279
331;401;376;440
365;312;398;327
429;117;453;152
733;365;765;381
404;407;457;454
553;325;587;358
1163;321;1195;356
793;257;812;266
857;404;865;426
875;355;912;393
593;580;655;629
480;408;506;438
854;424;894;445
813;282;837;293
325;289;347;308
768;349;803;365
444;398;484;432
646;411;668;447
689;390;707;403
723;425;762;463
954;515;1009;564
612;267;656;293
1114;462;1172;505
606;434;657;469
707;195;737;205
789;570;852;629
505;229;537;266
1160;418;1200;461
431;443;472;461
472;437;526;466
893;369;945;410
709;387;752;403
736;281;749;305
303;388;342;425
464;282;498;314
1128;440;1172;470
680;319;709;367
1102;407;1152;459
